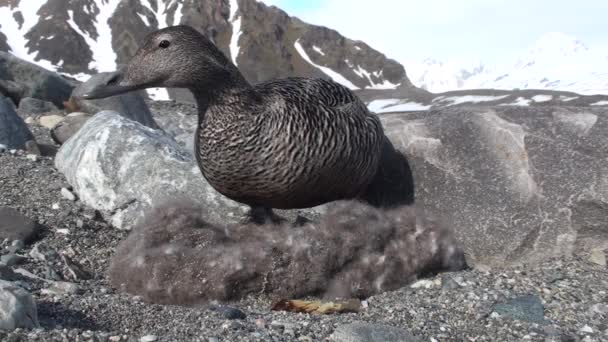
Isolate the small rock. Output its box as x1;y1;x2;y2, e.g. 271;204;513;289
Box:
29;242;58;262
16;97;58;116
76;220;84;228
589;249;606;266
38;114;64;129
492;295;547;325
441;275;463;290
0;254;26;266
61;188;77;201
0;144;6;152
330;322;419;342
51;203;60;210
24;140;41;156
61;254;93;280
207;337;219;342
209;305;246;320
82;208;99;220
139;335;158;342
580;325;594;334
50;112;92;145
0;279;39;330
26;154;38;162
0;207;40;243
43;266;63;281
41;281;83;295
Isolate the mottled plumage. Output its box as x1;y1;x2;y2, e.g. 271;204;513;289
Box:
81;25;413;222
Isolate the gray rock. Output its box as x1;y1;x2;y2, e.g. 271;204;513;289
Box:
71;73;159;130
209;305;246;320
588;249;606;266
0;207;39;243
0;279;39;330
55;111;252;229
0;95;34;150
492;295;547;325
381;106;608;265
41;281;82;295
330;322;419;342
0;80;26;105
0;51;74;108
50;112;92;145
16;97;58;116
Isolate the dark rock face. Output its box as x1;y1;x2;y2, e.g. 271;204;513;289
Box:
0;95;34;149
381;106;608;266
0;52;75;108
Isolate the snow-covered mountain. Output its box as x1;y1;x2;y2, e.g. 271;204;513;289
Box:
0;0;412;101
407;32;608;95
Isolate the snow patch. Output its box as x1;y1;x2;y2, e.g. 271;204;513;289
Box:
147;88;171;101
368;99;430;113
560;96;579;102
294;39;358;90
436;95;509;105
531;94;553;102
137;13;150;26
229;0;241;66
591;100;608;106
0;3;57;71
313;45;325;56
353;66;399;90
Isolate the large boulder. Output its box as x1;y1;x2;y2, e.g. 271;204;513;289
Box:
0;95;34;150
0;51;75;108
55;111;253;229
70;73;159;130
381;105;608;266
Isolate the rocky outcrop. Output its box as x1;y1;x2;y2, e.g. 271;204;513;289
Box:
54;111;252;229
0;52;75;108
0;95;34;150
382;105;608;265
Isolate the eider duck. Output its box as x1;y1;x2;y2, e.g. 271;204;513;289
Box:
82;25;413;223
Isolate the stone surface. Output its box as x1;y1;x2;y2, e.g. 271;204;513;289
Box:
16;97;58;117
492;295;547;325
381;106;608;265
71;73;159;129
0;280;39;330
0;95;34;150
0;51;75;108
50;112;92;145
330;322;419;342
0;207;40;243
55;110;251;229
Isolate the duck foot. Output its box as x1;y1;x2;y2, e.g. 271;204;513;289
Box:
243;206;287;225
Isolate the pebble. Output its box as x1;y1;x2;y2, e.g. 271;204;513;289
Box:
330;322;419;342
139;335;158;342
492;295;547;325
29;243;58;262
61;187;77;201
25;154;38;162
589;249;606;267
580;325;594;334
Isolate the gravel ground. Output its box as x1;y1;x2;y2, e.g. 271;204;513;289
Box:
0;102;606;341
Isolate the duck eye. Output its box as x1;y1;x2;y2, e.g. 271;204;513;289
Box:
159;40;170;49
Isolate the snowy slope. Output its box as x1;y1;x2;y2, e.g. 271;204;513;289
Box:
408;32;608;95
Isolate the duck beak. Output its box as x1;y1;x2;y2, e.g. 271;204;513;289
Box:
78;69;141;100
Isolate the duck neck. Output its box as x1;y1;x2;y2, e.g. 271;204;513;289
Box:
191;64;256;122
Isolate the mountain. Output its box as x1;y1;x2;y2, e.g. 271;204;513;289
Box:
0;0;413;101
407;32;608;95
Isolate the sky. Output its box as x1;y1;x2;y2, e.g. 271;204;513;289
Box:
261;0;608;66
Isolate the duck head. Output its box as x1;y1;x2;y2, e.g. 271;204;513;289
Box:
81;25;241;99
